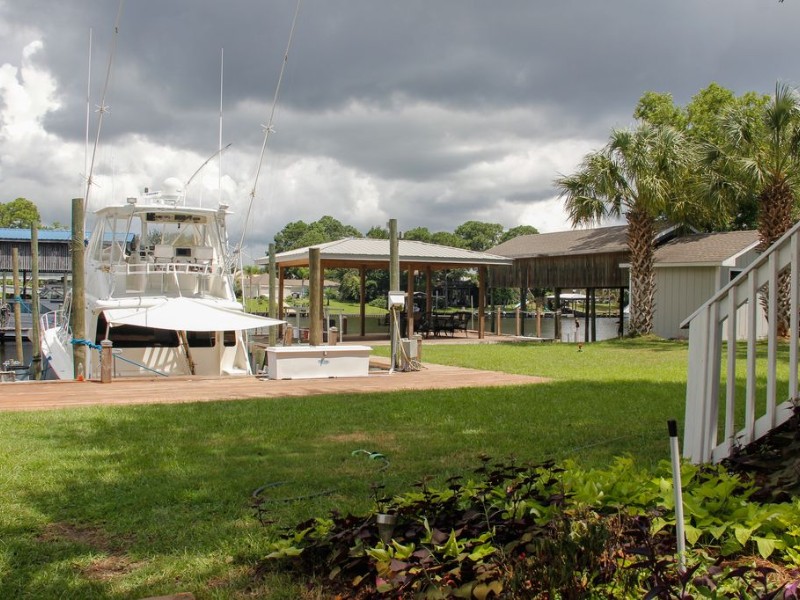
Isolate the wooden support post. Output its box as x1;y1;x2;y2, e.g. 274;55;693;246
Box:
100;339;113;383
425;267;433;327
359;265;366;337
278;267;285;319
478;266;486;339
584;288;590;343
71;198;87;379
406;268;414;338
554;288;561;341
30;223;42;380
389;219;399;366
268;243;277;347
309;248;322;346
515;308;521;337
11;247;23;363
536;306;542;338
495;306;502;336
520;278;527;336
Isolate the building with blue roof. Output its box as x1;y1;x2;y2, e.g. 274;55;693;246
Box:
0;228;76;283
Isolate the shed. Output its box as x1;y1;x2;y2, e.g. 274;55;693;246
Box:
647;230;764;339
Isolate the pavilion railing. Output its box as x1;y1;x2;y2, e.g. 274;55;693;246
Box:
682;220;800;463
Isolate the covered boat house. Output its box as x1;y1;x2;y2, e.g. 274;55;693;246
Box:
489;225;639;340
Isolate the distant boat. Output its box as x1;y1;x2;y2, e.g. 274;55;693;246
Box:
1;359;30;381
40;179;284;379
1;299;58;341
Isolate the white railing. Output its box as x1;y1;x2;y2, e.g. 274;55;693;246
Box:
683;221;800;463
110;261;226;297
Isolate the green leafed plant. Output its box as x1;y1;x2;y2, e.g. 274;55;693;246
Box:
258;456;800;598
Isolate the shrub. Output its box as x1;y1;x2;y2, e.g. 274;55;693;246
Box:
256;456;800;598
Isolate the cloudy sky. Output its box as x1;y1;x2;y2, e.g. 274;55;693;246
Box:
1;0;798;261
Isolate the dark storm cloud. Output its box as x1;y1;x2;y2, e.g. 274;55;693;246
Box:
3;0;800;245
15;0;795;144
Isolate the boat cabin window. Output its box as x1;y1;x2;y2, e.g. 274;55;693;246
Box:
185;331;237;347
96;313;179;347
186;330;214;347
95;314;236;348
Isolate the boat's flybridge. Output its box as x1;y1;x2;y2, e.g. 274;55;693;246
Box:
86;193;234;303
54;181;262;379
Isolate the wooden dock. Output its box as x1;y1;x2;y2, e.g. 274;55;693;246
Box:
0;357;548;412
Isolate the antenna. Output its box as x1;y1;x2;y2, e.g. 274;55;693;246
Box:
82;28;92;197
84;0;125;217
218;47;224;207
186;143;232;189
236;0;303;254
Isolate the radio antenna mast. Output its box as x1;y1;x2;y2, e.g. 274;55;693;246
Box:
82;28;92;197
236;0;303;254
218;47;224;207
84;0;125;217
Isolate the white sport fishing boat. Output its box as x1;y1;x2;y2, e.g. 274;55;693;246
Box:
41;178;283;379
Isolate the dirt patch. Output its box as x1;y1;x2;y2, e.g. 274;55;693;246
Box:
80;555;144;581
37;522;128;554
323;431;396;445
38;522;144;581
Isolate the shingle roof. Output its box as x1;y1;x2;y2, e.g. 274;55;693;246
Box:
490;225;629;258
653;230;759;265
257;238;512;268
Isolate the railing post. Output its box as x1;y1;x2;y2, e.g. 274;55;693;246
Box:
684;309;710;463
766;253;779;430
790;235;800;401
685;222;800;463
101;339;113;383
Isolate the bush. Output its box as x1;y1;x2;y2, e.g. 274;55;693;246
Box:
256;456;800;598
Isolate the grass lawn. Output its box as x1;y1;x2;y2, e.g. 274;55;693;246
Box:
0;337;781;599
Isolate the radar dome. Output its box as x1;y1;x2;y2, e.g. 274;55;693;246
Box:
162;177;183;198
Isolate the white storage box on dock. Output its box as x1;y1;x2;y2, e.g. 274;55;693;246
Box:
266;345;371;380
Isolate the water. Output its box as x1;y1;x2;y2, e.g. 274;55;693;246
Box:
0;338;34;365
276;312;627;342
2;313;624;375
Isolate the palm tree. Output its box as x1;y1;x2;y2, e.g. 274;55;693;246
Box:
242;265;262;305
555;122;697;335
703;82;800;335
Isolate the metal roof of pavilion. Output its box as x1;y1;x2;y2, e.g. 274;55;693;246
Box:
256;238;512;269
0;228;72;242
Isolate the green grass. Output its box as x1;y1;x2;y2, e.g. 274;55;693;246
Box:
0;337;774;599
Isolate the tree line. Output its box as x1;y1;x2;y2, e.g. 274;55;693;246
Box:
269;217;539;307
272;216;538;254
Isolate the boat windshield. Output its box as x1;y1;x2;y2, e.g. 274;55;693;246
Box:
89;210;217;265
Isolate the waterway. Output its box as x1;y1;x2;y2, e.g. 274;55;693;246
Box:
1;313;625;377
277;312;627;342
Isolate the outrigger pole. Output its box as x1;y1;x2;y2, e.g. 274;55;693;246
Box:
83;0;125;218
236;0;304;256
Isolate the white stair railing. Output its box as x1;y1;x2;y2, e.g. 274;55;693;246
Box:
683;220;800;463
